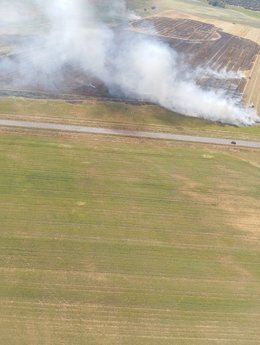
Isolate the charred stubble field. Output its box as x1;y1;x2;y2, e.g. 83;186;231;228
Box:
0;130;259;345
130;17;260;104
1;16;259;109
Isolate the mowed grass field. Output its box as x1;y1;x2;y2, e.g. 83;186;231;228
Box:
0;129;260;344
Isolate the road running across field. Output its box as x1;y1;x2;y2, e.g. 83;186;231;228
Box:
0;119;260;148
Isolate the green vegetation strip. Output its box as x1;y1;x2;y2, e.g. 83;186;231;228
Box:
0;131;259;344
1;97;260;140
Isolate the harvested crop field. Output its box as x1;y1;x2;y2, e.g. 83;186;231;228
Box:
155;6;260;45
0;130;260;345
130;17;221;41
244;52;260;111
129;17;260;103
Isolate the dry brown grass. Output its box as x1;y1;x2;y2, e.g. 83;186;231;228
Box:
244;53;260;114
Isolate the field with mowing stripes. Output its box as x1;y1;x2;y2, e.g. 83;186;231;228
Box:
0;130;259;344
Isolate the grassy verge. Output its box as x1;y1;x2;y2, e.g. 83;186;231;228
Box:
0;130;259;344
1;97;260;140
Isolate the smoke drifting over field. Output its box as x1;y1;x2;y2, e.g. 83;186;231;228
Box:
0;0;258;125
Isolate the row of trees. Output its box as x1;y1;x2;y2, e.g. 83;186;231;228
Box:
225;0;260;11
208;0;225;8
208;0;260;10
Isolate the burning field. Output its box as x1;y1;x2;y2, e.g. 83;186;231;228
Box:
0;56;111;101
1;18;259;104
129;17;260;102
0;0;259;125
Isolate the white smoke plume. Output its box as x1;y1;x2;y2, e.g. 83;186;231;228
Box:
195;67;245;80
0;0;258;126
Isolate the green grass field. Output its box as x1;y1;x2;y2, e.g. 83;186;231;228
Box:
1;97;260;140
0;129;259;344
130;0;260;27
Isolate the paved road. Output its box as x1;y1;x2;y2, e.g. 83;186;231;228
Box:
0;119;260;149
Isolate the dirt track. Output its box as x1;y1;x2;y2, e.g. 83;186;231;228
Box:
0;118;260;148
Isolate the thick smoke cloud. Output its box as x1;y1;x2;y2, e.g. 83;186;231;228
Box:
0;0;258;125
